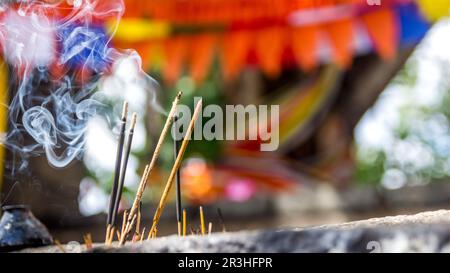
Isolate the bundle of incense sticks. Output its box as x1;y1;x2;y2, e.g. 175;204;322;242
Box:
112;113;137;225
147;99;203;240
105;101;137;243
119;92;183;245
117;95;204;246
106;101;128;242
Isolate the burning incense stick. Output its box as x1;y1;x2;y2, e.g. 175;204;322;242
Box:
199;206;206;235
148;99;203;239
107;101;128;229
111;112;137;226
173;116;183;236
183;209;187;236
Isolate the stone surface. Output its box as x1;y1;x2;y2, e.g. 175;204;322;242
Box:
18;210;450;253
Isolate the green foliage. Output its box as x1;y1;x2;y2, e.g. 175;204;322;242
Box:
355;148;387;185
354;59;450;187
391;58;418;88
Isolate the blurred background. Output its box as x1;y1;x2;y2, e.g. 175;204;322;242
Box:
1;0;450;242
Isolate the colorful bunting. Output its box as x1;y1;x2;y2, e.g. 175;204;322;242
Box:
0;0;443;84
111;1;439;83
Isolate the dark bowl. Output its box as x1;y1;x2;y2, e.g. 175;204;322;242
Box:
0;205;53;252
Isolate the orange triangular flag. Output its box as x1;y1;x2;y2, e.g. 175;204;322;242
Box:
255;27;286;78
188;34;217;83
362;9;399;60
325;18;354;69
163;36;187;84
291;25;320;71
220;31;252;81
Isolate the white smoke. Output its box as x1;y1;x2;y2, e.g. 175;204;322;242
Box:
0;0;160;171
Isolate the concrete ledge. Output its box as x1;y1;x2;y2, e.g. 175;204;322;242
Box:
96;210;450;253
19;210;450;253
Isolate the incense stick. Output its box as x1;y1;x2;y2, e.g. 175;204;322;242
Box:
106;226;115;246
128;165;149;222
120;213;137;244
182;209;187;236
217;208;227;232
109;226;116;245
199;206;206;235
121;210;128;238
174;115;183;236
118;165;150;245
190;227;197;236
135;201;142;236
111;112;137;226
54;240;66;253
83;233;93;250
107;101;128;228
208;222;213;235
140;228;146;243
148;99;203;239
105;224;112;244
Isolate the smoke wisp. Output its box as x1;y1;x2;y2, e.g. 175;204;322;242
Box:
0;0;159;172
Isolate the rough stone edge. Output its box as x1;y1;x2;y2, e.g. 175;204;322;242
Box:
16;210;450;253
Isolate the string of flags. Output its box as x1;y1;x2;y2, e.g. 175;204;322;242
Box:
0;0;448;83
112;0;444;83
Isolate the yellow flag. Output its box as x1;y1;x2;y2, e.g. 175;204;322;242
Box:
111;19;170;42
417;0;450;21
